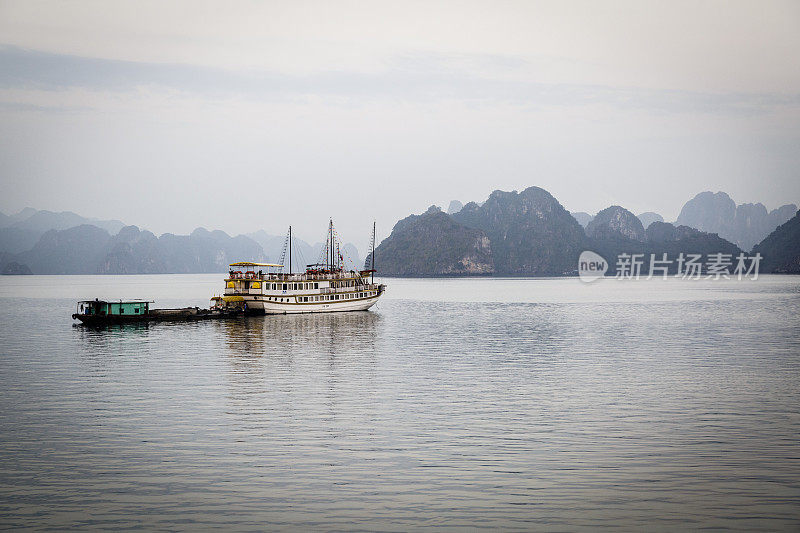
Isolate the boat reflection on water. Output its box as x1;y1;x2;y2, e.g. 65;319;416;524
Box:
217;311;383;415
75;321;152;355
217;310;382;358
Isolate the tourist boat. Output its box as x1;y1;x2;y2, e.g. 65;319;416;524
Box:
212;220;386;315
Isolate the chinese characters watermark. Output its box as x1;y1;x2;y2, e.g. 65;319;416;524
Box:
579;251;761;282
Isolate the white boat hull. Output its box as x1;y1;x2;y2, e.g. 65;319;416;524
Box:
243;295;381;315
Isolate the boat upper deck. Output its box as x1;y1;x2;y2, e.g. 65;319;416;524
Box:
227;262;373;283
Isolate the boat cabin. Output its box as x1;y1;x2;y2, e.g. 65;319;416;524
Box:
75;299;152;316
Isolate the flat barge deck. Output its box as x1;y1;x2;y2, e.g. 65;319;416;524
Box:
72;299;245;326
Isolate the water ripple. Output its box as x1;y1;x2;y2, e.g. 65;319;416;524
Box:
0;276;798;530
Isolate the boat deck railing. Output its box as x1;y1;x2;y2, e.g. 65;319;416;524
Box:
224;283;380;296
228;271;368;282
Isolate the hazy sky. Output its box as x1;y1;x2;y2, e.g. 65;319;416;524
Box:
1;0;798;252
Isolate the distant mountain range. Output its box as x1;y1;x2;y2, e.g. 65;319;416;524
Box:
0;208;126;255
570;192;795;253
373;188;798;276
2;194;797;276
0;208;362;275
675;191;796;252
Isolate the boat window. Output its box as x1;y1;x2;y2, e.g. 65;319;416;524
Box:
314;283;318;289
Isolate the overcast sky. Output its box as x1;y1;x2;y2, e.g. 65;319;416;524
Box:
1;0;798;252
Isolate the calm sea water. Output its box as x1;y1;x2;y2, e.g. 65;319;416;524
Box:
1;275;799;530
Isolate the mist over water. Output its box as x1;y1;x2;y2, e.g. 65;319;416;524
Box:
1;275;799;529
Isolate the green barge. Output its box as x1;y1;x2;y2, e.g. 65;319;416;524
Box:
72;299;243;326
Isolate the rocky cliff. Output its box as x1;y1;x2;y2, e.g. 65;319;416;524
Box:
452;186;588;275
752;211;800;273
373;206;493;276
587;206;646;242
589;218;742;275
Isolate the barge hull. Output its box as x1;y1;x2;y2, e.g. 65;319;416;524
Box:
72;307;243;326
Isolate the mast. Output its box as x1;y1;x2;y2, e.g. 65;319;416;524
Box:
289;225;292;275
371;220;376;284
330;219;335;272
